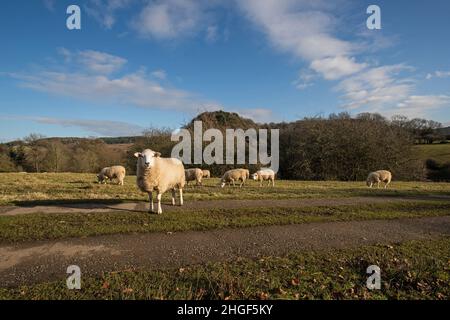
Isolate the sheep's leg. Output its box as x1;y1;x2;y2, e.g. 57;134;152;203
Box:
171;189;176;206
377;181;380;189
272;179;275;187
232;179;235;187
385;180;390;189
156;193;162;214
179;188;184;206
148;192;154;213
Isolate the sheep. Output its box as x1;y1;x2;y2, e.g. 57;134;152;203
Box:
134;149;185;214
220;168;248;188
97;165;126;185
251;168;275;187
202;169;211;179
366;170;392;189
185;168;203;186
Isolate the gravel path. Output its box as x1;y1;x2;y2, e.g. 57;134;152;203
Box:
1;215;449;287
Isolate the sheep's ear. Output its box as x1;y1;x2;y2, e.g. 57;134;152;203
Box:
154;152;161;157
134;152;142;158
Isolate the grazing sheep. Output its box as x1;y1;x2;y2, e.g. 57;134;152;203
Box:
251;168;275;187
134;149;185;214
202;169;211;179
97;165;126;185
366;170;392;189
220;169;248;188
185;168;203;186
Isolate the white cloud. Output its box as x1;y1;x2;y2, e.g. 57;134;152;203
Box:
292;69;316;90
334;64;450;118
56;48;127;74
238;0;355;60
151;69;167;80
238;0;365;86
78;50;127;74
336;64;415;111
43;0;55;11
132;0;208;40
233;108;276;123
206;25;218;42
426;70;450;79
9;50;219;113
395;95;450;118
85;0;132;29
34;117;145;136
310;56;367;80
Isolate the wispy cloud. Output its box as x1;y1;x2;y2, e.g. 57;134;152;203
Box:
34;117;145;136
239;0;450;119
426;70;450;79
335;64;414;111
0;115;145;137
396;95;450;118
151;69;167;80
131;0;211;40
84;0;133;29
205;25;218;43
9;49;219;112
233;108;277;123
58;49;127;74
43;0;56;12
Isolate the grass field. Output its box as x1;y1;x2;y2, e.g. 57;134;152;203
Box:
1;172;450;206
0;172;449;300
1;237;449;300
412;143;450;163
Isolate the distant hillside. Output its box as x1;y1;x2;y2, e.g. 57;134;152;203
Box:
412;144;450;163
435;126;450;136
4;136;139;146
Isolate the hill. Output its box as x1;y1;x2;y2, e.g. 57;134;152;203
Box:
185;111;259;131
435;126;450;137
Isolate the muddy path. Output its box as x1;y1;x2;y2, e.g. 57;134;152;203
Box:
1;216;449;288
2;195;449;216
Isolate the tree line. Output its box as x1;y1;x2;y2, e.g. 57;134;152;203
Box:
0;111;448;181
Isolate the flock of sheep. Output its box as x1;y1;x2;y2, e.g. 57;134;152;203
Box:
96;148;391;214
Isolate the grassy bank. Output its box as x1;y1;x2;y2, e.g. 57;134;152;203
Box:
1;200;449;243
2;237;448;300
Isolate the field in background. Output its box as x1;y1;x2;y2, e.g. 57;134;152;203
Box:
412;143;450;163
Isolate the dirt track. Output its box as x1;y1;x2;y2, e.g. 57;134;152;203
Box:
2;195;448;216
1;215;450;288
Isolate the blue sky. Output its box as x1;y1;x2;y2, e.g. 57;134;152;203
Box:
1;0;449;141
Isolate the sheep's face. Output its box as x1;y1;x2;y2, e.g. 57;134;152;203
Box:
251;173;258;180
366;179;371;187
134;149;161;168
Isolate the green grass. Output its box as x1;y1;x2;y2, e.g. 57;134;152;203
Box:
2;237;448;300
1;173;450;206
1;201;449;243
412;143;450;163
